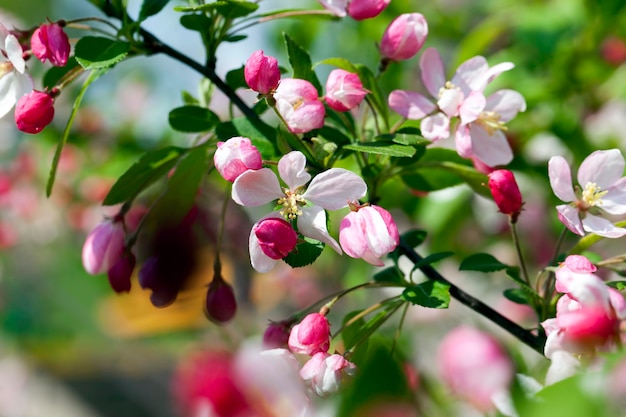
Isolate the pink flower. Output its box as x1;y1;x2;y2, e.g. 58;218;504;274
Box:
14;90;55;134
274;78;325;134
437;326;514;412
0;24;33;119
213;136;263;182
30;23;70;67
232;151;367;272
548;149;626;237
288;313;331;355
339;204;399;266
253;217;298;260
347;0;390;20
82;218;125;275
380;13;429;61
324;69;368;112
244;50;280;95
204;277;237;324
300;352;356;396
487;169;523;219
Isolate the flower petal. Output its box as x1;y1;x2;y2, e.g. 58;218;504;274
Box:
303;169;367;210
298;206;342;253
249;222;279;272
5;34;25;73
468;126;513;167
232;168;283;206
556;204;584;235
577;149;625;189
582;213;626;238
419;47;446;98
388;89;435;119
421;113;450;142
470;62;514;92
459;91;485;125
278;151;311;190
451;55;488;94
602;177;626;215
485;89;526;122
454;124;473;158
548;156;576;202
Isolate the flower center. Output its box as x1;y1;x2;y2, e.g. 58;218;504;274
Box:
581;182;607;207
0;61;13;78
476;111;508;135
278;189;305;220
438;81;459;99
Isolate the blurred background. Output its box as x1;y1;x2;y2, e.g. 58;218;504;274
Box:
0;0;625;416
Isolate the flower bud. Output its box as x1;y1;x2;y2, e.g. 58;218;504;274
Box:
380;13;429;61
31;23;70;67
14;90;55;134
274;78;325;134
263;320;293;349
324;69;367;112
437;326;514;412
244;50;281;95
253;217;297;260
82;219;125;275
204;277;237;324
487;169;523;221
107;252;135;293
288;313;331;355
339;204;399;266
300;352;356;397
347;0;391;20
214;137;263;182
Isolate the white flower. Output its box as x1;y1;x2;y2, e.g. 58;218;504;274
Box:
0;24;33;118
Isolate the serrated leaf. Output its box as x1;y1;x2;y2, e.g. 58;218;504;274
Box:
47;69;107;197
74;37;130;69
168;105;220;132
315;57;358;72
139;0;170;21
343;142;416;157
503;288;530;305
103;147;187;205
373;267;405;284
459;253;511;272
283;238;324;268
284;33;322;93
402;281;451;309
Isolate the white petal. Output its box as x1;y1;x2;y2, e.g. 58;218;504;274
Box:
298;206;341;253
471;62;515;92
278;151;311;190
459;91;485;125
303;168;367;210
469;126;513;167
421;113;450;142
232;168;283;206
602;177;626;214
0;71;32;119
419;48;446;98
249;224;279;272
582;213;626;238
452;55;488;94
548;156;576;202
577;149;625;189
5;35;25;74
556;204;584;235
485;89;526;122
545;351;580;385
388;89;435;119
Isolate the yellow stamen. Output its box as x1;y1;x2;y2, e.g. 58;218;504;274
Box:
277;190;305;220
582;182;608;207
477;111;508;135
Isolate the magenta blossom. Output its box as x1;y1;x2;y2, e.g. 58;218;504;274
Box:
14;90;55;134
30;22;71;67
487;169;523;219
213;136;263;182
380;13;429;61
339;203;399;266
300;352;356;397
244;50;280;95
548;149;626;237
288;313;331;356
324;69;367;112
274;78;325;134
232;151;367;272
253;217;298;260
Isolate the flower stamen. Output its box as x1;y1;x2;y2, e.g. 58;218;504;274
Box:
582;182;608;207
278;190;305;219
476;111;508;135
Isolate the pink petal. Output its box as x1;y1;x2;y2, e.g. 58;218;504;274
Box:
278;151;311;190
298;206;342;253
339;211;368;258
454;124;473;158
602;177;626;215
471;62;515;92
232;168;283;206
303;168;367;210
485;89;526;122
388;90;435;119
556;204;584;235
451;55;488;94
578;149;625;190
437;87;464;118
317;0;349;16
468;126;513;167
582;213;626;238
459;91;485;125
548;156;576;202
420;47;446;98
421;113;450;142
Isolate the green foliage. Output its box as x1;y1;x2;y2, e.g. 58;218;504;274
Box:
138;0;170;21
402;281;451;309
283;237;325;268
174;0;258;18
373;267;405;284
343;142;416;157
459;253;511;272
74;37;131;69
284;33;323;93
43;57;80;89
168;105;221;132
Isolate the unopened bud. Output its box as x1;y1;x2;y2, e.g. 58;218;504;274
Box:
380;13;429;61
107;253;135;293
205;277;237;324
253;217;297;259
15;90;55;134
487;169;523;221
244;50;280;95
30;22;71;67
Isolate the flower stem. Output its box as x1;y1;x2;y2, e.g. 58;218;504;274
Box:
509;218;531;286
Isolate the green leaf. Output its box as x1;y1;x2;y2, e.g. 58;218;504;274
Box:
47;69;107;197
402;281;451;308
341;310;367;352
343;142;416;157
606;281;626;290
215;117;277;158
168;105;220;132
411;251;454;269
315;57;358;72
102;147;187;205
355;64;388;125
223;34;247;43
373;267;405;284
74;37;130;69
503;288;531;305
459;253;511;272
139;0;170;21
401;229;428;249
284;33;322;93
283;237;324;268
225;66;247;91
180;13;212;32
43;57;80;89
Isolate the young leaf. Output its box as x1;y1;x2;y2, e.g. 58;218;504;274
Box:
215;0;259;18
168;105;220;132
402;281;451;308
283;237;324;268
103;147;187;205
343;142;416;157
139;0;170;21
283;33;322;93
503;288;530;305
74;37;131;69
225;66;247;91
459;253;511;272
373;267;405;284
411;251;454;269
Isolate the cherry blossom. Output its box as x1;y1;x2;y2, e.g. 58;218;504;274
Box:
274;78;325;134
548;149;626;237
232;151;367;272
0;23;33;119
300;352;356;397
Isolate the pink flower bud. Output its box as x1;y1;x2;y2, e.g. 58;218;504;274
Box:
253;217;297;260
339;204;399;266
300;352;356;396
263;320;293;349
274;78;325;134
107;253;135;293
380;13;429;61
347;0;391;20
324;69;368;112
244;50;280;95
205;277;237;324
437;326;514;412
487;169;523;219
556;305;620;348
214;137;263;182
82;219;125;275
14;90;55;134
288;313;331;355
30;23;70;67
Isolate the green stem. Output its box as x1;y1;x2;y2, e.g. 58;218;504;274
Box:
510;219;531;286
